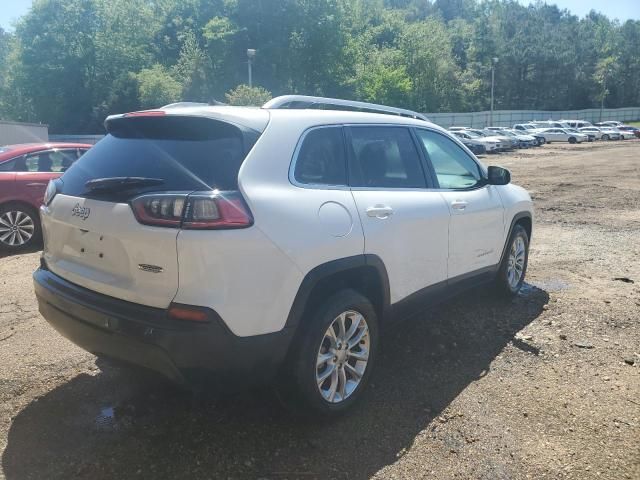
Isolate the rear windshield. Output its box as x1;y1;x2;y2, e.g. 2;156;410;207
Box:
60;116;256;199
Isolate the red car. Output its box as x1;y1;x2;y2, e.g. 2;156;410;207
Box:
0;143;92;251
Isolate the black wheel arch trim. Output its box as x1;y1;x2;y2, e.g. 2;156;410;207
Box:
285;254;391;328
498;211;533;267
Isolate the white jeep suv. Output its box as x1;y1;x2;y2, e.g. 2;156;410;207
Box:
34;96;533;414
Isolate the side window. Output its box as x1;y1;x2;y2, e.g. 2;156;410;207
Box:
53;149;79;172
293;127;346;186
415;129;483;190
348;127;426;188
22;152;54;172
0;158;18;172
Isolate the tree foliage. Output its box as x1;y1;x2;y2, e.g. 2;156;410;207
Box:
0;0;638;132
225;85;272;106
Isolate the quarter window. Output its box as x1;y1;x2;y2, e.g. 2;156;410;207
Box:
348;127;426;188
293;127;347;186
416;129;483;190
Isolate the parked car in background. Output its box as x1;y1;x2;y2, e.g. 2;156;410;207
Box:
613;128;636;140
510;124;546;145
466;129;516;150
566;128;595;142
531;121;571;129
578;127;609;140
580;127;621;141
450;130;502;152
536;128;588;144
596;121;623;128
563;120;592;129
450;131;490;154
0;143;91;251
618;125;640;138
485;128;537;148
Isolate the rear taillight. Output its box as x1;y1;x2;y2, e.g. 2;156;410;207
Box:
131;194;186;228
130;191;252;229
43;178;61;206
182;192;253;229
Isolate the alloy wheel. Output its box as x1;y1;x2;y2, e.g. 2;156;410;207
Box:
0;210;35;247
316;310;370;404
507;236;526;289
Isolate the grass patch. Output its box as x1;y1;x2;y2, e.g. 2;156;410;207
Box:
627;121;640;127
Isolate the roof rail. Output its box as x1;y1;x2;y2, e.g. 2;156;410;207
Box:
161;102;211;109
263;95;429;122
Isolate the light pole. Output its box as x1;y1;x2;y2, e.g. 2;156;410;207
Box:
599;68;611;122
247;49;256;88
490;57;499;126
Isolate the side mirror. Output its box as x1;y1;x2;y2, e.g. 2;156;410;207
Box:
487;165;511;185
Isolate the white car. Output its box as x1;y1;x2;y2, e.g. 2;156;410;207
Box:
562;120;593;129
537;128;588;144
598;121;623;127
486;128;537;148
466;129;516;150
451;130;501;152
579;126;620;141
613;128;635;140
34;95;533;414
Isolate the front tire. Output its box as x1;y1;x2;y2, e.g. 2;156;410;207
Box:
568;137;577;144
495;224;529;296
0;203;41;252
602;134;609;141
290;289;379;415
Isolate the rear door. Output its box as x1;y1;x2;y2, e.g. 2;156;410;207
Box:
414;128;504;279
42;114;259;308
347;125;450;305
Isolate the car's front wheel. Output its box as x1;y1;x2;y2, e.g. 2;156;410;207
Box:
495;224;529;296
602;134;609;141
568;137;577;144
0;203;41;252
290;289;378;415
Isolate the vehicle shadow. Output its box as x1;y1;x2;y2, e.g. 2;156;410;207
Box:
2;284;549;480
0;244;41;260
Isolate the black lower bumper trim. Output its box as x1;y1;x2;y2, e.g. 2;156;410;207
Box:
33;268;294;388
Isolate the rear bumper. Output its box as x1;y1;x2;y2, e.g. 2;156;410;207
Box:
33;266;294;389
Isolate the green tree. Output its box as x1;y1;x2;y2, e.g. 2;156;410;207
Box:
225;84;272;106
137;64;182;108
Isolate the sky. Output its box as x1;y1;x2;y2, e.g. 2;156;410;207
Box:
0;0;638;31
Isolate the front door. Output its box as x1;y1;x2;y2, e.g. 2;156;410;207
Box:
414;128;505;280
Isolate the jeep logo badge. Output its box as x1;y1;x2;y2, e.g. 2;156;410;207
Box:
71;203;91;220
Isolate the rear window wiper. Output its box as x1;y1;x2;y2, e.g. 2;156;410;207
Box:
83;177;164;193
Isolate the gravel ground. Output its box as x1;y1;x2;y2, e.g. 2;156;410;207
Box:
1;140;639;480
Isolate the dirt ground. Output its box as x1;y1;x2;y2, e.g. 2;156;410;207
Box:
1;140;639;480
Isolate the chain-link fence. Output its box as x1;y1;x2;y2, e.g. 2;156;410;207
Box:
424;107;640;128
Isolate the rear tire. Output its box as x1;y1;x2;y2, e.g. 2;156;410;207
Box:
495;224;529;296
0;203;41;252
287;289;379;415
602;134;609;141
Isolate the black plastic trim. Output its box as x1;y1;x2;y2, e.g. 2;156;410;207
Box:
285;254;391;328
498;211;533;267
33;268;293;388
389;264;498;322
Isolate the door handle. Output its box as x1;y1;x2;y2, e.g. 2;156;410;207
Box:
451;200;468;210
26;183;47;187
366;205;394;219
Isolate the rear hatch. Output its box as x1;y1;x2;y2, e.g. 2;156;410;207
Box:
41;113;262;308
